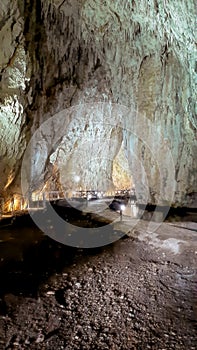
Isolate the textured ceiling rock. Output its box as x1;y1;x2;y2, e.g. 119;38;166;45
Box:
0;0;196;206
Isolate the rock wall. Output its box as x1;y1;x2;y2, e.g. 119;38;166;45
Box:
0;0;196;206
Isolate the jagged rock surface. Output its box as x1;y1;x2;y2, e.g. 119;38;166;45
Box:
0;0;196;206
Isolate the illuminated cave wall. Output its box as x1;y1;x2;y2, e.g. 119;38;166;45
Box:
0;0;196;206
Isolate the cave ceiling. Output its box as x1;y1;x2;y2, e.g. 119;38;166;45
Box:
0;0;196;206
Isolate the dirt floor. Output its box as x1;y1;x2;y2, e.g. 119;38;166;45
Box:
0;212;196;349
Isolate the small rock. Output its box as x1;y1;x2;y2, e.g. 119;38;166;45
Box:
35;333;45;343
46;291;55;296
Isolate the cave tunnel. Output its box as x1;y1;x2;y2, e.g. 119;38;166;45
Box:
0;1;196;349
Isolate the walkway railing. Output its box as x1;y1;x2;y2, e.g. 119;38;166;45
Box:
0;191;67;218
0;189;137;218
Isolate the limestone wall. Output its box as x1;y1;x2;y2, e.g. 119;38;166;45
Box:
0;0;196;206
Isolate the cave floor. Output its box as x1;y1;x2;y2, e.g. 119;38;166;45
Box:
0;211;196;349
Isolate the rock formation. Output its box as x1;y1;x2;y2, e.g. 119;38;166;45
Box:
0;0;196;207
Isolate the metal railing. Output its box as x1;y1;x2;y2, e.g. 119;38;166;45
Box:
0;188;137;218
